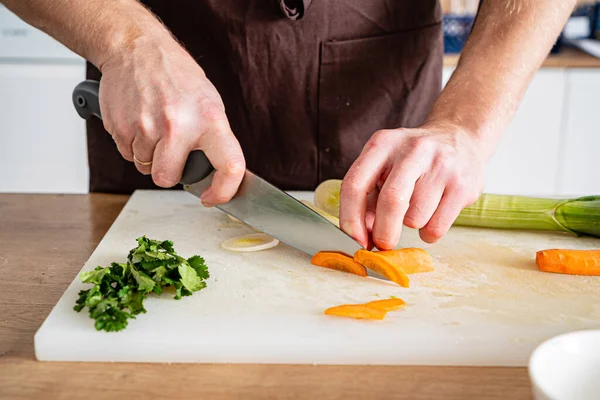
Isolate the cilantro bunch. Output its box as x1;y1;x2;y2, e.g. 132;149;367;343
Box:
74;236;209;332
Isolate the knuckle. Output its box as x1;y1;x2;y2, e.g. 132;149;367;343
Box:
448;173;470;191
115;141;133;159
407;136;431;154
223;157;245;177
162;107;190;139
200;102;226;123
365;130;391;151
134;113;155;136
341;176;363;198
379;186;407;210
111;121;132;140
433;153;455;172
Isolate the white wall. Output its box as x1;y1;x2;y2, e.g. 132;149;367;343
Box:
443;66;600;197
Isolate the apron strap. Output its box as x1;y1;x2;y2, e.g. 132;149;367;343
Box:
279;0;313;20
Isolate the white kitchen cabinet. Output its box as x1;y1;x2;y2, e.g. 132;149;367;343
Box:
558;69;600;196
0;5;88;194
442;67;566;196
0;63;88;193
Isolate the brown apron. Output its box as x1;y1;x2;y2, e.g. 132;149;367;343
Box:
87;0;443;194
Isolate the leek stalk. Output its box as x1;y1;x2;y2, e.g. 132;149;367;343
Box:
454;194;600;238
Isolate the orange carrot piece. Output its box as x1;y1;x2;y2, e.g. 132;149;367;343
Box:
324;304;387;320
375;248;435;274
353;250;410;287
536;249;600;276
365;298;406;311
311;251;368;277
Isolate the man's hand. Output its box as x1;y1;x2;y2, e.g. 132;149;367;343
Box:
1;0;245;206
340;123;486;250
340;0;576;249
99;36;245;206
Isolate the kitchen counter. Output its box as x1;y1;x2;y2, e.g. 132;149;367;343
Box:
444;47;600;68
0;194;532;399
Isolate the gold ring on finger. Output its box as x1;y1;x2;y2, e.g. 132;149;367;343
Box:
134;155;153;166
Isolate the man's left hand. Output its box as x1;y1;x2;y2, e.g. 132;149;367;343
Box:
339;122;487;250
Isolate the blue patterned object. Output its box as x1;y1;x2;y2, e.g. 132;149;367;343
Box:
443;14;475;54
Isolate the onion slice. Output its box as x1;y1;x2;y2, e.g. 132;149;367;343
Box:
221;233;279;252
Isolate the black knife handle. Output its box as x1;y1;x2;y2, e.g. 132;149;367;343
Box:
72;80;214;185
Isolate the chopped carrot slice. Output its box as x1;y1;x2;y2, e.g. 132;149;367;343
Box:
324;304;387;320
311;251;368;277
353;250;410;287
375;248;435;274
536;249;600;276
365;298;406;311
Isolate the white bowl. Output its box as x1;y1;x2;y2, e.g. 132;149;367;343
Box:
529;330;600;400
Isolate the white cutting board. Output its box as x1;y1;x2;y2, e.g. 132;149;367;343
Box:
35;190;600;365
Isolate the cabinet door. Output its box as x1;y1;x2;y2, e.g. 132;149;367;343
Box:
442;67;566;196
558;69;600;196
0;63;88;193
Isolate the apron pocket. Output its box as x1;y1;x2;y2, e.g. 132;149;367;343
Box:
317;23;442;180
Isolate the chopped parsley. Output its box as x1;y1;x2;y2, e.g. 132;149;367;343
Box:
74;236;209;332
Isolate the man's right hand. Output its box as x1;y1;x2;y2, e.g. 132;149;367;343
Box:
98;35;245;207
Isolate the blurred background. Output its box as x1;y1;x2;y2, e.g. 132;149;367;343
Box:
0;1;599;196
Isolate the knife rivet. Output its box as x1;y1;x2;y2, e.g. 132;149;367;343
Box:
76;95;86;107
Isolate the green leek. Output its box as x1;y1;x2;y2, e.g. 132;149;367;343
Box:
454;194;600;238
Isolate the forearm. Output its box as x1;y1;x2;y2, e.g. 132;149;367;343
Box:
427;0;576;157
1;0;173;70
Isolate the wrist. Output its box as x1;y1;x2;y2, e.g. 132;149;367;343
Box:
419;117;498;161
95;26;172;73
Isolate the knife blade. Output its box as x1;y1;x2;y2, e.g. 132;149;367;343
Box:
185;170;363;257
72;80;385;279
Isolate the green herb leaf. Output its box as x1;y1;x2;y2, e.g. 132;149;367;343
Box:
188;255;210;280
178;263;205;292
80;267;108;285
74;237;209;332
151;266;168;283
131;267;156;294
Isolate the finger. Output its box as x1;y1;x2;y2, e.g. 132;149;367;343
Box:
365;188;379;233
132;130;159;175
403;175;445;230
420;186;465;243
102;109;134;162
198;123;245;206
372;163;422;250
151;137;190;188
340;134;391;248
112;132;134;162
364;189;379;251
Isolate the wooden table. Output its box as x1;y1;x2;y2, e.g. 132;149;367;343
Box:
0;194;533;399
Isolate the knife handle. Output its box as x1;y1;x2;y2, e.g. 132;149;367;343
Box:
72;80;214;186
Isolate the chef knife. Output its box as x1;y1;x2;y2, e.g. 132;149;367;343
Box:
72;80;379;275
